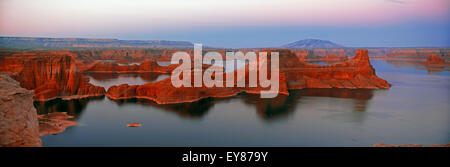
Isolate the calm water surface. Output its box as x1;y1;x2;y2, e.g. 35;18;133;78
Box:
37;60;449;146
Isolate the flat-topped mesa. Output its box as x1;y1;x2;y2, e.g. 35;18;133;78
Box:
0;52;105;101
280;49;390;89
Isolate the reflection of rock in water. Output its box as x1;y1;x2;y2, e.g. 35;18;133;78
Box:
297;88;374;112
108;88;375;120
298;88;373;100
110;97;215;119
33;96;104;120
242;93;299;121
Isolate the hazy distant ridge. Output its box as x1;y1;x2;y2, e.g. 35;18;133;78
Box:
281;39;345;49
0;37;194;49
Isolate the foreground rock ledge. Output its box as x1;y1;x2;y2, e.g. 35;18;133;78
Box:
106;49;390;104
0;75;42;147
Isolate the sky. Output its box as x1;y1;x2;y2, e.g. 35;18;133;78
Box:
0;0;449;48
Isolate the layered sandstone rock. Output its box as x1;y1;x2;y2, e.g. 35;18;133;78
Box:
1;48;389;104
106;69;290;104
0;75;42;147
0;52;105;101
278;49;391;89
107;49;389;104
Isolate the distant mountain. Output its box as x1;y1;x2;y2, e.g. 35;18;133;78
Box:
280;39;345;49
0;37;194;49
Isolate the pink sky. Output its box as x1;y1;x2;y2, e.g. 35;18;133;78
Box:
0;0;448;36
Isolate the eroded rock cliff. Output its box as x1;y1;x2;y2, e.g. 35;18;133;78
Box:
106;49;390;104
0;52;106;101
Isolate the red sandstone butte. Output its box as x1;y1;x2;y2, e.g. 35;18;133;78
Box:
106;49;390;104
277;49;390;89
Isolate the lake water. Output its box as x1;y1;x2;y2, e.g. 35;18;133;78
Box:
36;60;449;146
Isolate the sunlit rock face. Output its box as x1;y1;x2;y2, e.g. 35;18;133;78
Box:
1;48;389;104
273;49;391;89
0;52;106;101
106;49;390;104
0;75;42;147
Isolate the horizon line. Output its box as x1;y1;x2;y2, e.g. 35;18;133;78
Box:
1;35;449;49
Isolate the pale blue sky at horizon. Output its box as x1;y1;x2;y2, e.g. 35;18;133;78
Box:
0;0;449;48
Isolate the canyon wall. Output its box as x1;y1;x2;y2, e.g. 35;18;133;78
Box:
0;51;106;101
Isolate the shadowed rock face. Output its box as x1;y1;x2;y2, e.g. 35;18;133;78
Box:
0;75;42;147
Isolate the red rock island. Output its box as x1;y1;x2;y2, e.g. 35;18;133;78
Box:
106;49;390;104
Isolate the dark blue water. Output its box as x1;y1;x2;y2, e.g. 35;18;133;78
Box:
37;60;450;146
